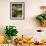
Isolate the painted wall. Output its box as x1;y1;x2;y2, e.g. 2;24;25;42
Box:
0;0;46;41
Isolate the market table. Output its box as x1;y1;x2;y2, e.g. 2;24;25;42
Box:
14;43;46;46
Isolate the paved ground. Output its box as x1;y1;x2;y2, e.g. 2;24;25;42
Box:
14;43;46;46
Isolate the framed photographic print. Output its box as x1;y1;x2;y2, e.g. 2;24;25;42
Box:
10;2;25;20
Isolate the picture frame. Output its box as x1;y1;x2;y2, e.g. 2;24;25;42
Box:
10;2;25;20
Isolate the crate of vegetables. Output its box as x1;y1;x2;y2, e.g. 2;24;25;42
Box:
36;14;46;27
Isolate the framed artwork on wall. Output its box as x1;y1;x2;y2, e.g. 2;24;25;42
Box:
10;2;25;20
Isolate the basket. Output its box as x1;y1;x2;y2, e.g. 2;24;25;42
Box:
41;20;46;27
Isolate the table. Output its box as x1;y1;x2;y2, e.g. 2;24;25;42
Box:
14;43;46;46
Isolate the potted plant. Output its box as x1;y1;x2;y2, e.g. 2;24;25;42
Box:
5;26;18;43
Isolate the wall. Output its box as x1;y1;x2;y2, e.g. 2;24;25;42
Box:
0;0;46;41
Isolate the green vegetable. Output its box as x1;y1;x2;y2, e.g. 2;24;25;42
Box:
36;15;44;21
44;15;46;20
5;26;18;39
